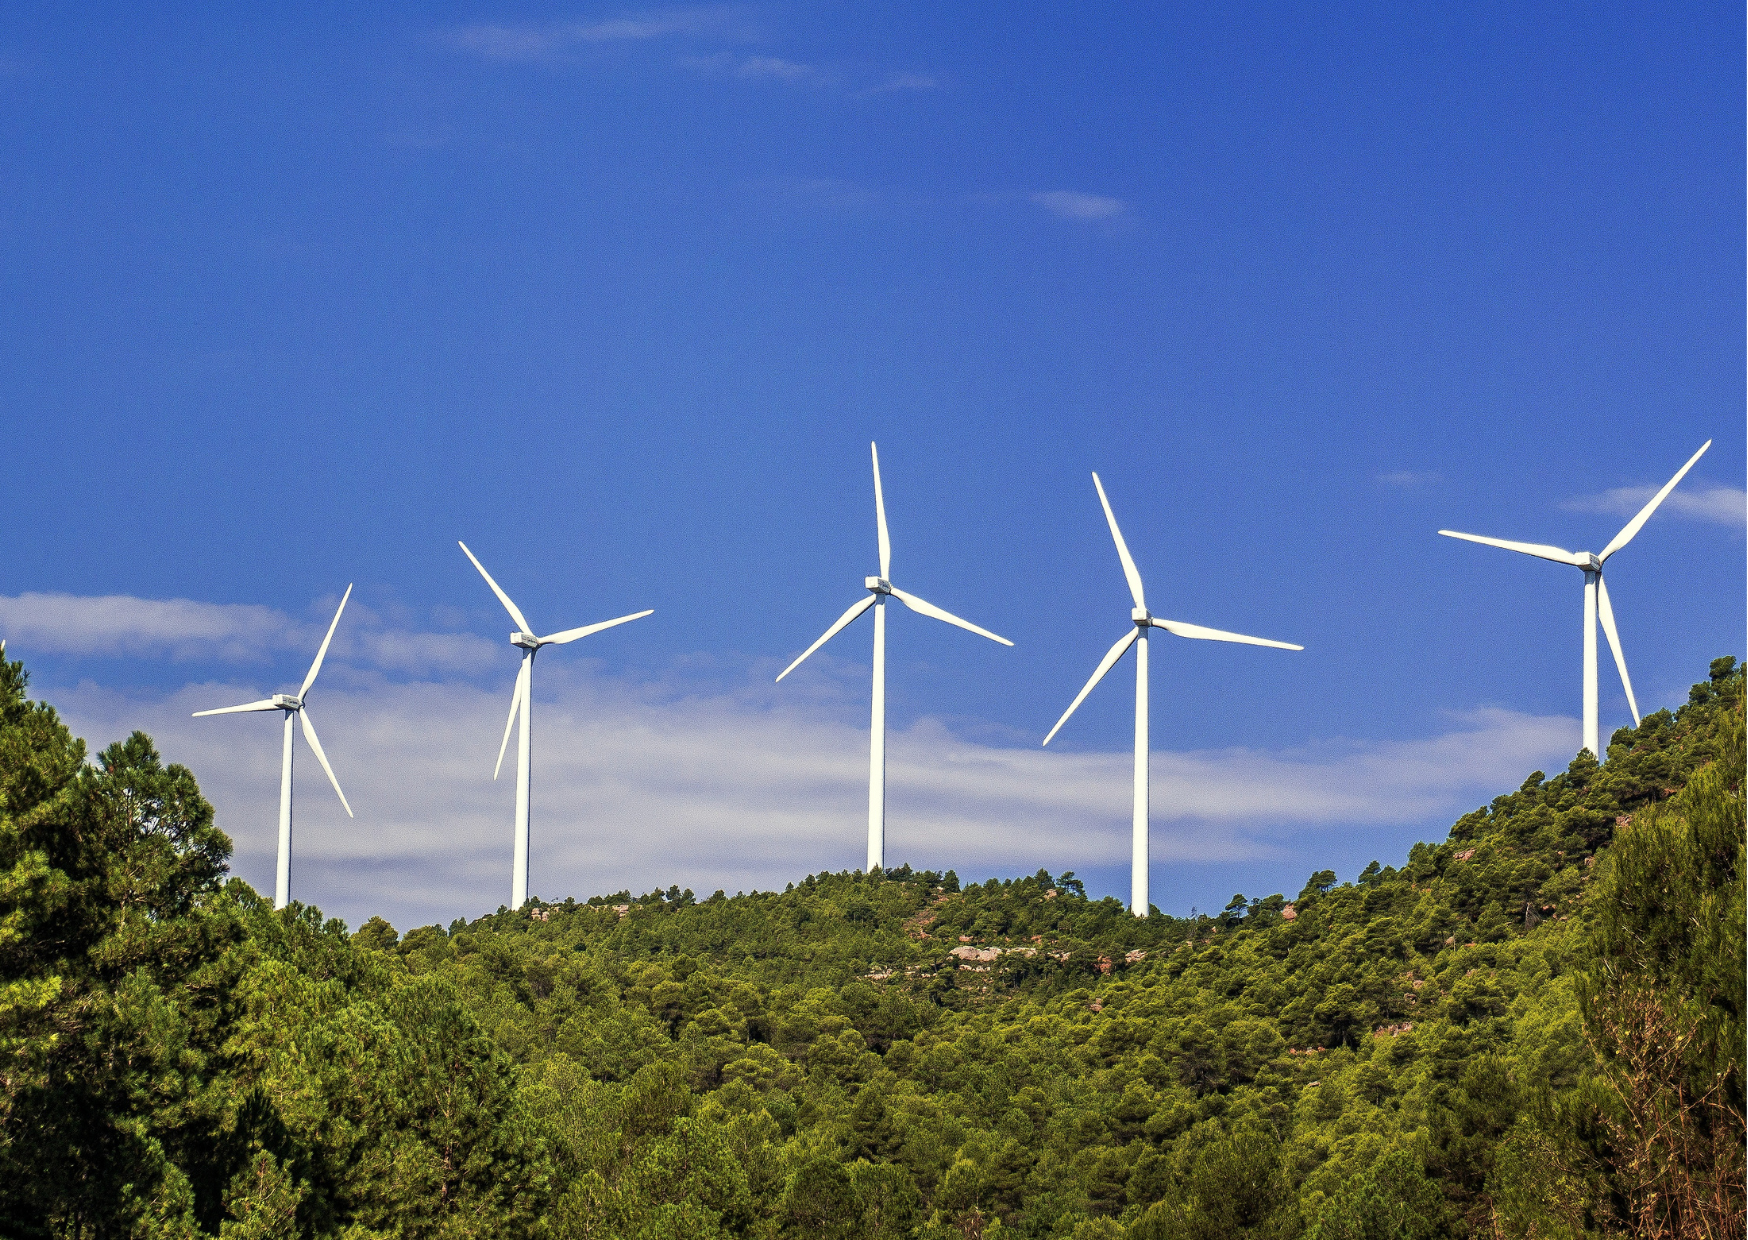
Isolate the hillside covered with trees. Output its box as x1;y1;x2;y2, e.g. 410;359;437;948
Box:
0;652;1740;1239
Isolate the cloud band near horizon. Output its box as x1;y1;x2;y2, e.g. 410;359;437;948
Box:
4;589;1583;931
46;673;1575;934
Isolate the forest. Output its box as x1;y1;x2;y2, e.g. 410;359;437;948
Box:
0;651;1740;1239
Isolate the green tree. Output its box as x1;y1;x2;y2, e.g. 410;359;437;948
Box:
0;651;238;1237
1571;704;1744;1236
1131;1126;1284;1240
780;1154;862;1239
352;915;399;952
1306;1149;1452;1240
1;650;1742;1238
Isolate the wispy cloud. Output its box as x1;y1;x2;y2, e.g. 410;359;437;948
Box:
735;55;815;81
442;8;735;62
1030;190;1127;220
1561;485;1746;529
0;592;500;676
1377;470;1441;488
0;593;301;662
440;11;935;99
678;52;824;83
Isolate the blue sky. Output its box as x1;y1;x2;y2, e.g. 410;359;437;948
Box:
1;3;1741;930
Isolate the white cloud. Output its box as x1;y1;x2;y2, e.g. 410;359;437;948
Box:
1030;191;1127;220
1561;485;1746;530
442;13;927;98
735;55;815;80
0;592;500;676
347;630;502;678
0;592;301;662
1377;470;1441;488
48;656;1577;932
443;9;733;62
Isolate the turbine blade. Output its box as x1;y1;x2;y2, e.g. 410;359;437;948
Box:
1092;473;1146;610
1043;628;1138;746
889;586;1013;646
1598;440;1712;562
1595;576;1639;725
300;583;353;697
495;664;525;780
193;699;279;717
775;595;876;682
297;709;353;817
1437;530;1585;567
872;442;892;579
1151;618;1303;650
541;610;654;645
458;541;533;633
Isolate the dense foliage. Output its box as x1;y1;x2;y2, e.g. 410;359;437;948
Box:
1;652;1740;1238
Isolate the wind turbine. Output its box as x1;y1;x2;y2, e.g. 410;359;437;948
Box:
459;542;652;910
1439;439;1711;761
1043;475;1302;918
194;586;354;910
776;443;1013;872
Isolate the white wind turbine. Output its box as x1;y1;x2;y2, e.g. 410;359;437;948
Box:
459;542;653;910
1439;439;1711;761
194;586;354;910
776;443;1013;872
1043;475;1302;918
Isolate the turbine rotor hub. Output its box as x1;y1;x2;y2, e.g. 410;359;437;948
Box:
511;632;542;650
1581;552;1603;572
865;577;893;595
1131;607;1152;626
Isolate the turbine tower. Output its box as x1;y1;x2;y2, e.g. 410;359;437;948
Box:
1439;439;1711;761
1043;475;1301;918
776;442;1013;872
459;542;652;910
194;585;355;910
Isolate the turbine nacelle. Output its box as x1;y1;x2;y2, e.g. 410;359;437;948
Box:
271;694;303;711
511;632;542;650
1580;552;1603;573
865;576;893;595
1043;474;1302;752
